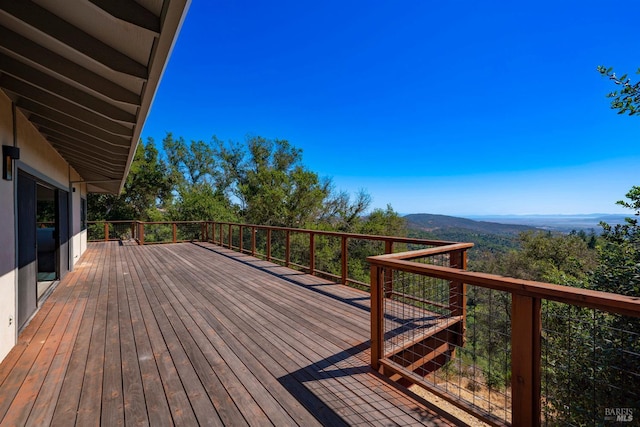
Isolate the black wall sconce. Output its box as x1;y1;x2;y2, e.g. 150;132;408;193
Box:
2;145;20;181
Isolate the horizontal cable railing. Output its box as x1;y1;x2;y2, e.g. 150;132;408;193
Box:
368;250;640;427
87;220;138;242
208;221;460;289
87;221;206;244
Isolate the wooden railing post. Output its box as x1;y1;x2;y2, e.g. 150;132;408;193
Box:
228;224;233;249
266;228;272;261
285;230;290;267
239;226;243;253
449;249;468;347
383;240;393;297
309;232;315;275
251;227;256;256
172;223;177;243
511;294;541;427
104;222;109;242
138;222;145;245
341;235;348;285
370;264;384;371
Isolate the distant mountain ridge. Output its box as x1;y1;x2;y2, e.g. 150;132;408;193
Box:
403;213;629;237
463;214;627;232
404;213;537;236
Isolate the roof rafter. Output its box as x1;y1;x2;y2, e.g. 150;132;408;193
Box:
0;75;137;123
44;136;130;165
89;0;160;34
39;128;131;156
0;26;140;105
0;54;136;122
16;98;133;137
52;149;125;174
29;115;130;149
16;99;133;142
0;0;148;79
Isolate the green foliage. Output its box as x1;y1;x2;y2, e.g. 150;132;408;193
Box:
88;138;171;221
539;188;639;424
478;231;597;284
598;66;640;116
168;183;237;222
591;186;640;296
163;133;218;186
227;136;332;226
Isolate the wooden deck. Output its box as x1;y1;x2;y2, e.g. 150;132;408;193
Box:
0;241;467;426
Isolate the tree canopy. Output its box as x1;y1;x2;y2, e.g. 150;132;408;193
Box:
597;66;640;116
89;133;402;235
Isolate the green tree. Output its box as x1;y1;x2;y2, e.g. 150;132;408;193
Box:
167;183;237;222
162;133;237;221
163;133;218;186
227;136;331;226
541;189;640;424
319;190;372;232
88;138;171;221
598;66;640;116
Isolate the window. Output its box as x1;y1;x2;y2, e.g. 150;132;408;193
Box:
80;197;87;231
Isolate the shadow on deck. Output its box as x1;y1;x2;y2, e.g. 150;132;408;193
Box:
0;241;468;426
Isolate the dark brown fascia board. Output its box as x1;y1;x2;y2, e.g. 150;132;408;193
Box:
0;75;136;123
0;66;136;122
29;114;130;149
16;98;133;137
0;0;148;79
88;0;160;34
0;26;140;104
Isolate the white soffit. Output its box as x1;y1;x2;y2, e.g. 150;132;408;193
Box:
0;0;190;194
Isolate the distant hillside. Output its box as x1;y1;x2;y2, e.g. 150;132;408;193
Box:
404;213;538;236
463;214;626;233
403;214;539;256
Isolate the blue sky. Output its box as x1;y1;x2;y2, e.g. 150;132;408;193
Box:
142;1;639;215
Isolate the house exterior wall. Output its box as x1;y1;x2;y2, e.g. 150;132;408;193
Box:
0;90;88;363
0;92;16;363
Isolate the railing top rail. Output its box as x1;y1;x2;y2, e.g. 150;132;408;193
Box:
211;221;462;247
368;255;640;318
87;220;136;224
371;243;475;260
140;221;205;225
87;220;205;225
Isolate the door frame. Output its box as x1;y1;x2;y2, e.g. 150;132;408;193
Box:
15;162;72;332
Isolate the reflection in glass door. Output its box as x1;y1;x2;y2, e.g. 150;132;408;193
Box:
36;184;57;299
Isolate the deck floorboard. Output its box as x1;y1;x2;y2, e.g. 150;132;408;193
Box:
0;241;465;426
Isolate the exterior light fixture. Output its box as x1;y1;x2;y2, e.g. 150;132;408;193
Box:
2;145;20;180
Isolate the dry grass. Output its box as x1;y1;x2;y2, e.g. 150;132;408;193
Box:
409;376;511;427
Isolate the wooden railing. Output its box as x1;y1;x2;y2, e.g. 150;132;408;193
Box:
207;221;462;289
368;249;640;427
87;220;138;242
88;219;458;289
87;221;206;244
87;219;640;425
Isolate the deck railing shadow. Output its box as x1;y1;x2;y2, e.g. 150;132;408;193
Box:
277;339;471;427
193;242;378;314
